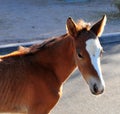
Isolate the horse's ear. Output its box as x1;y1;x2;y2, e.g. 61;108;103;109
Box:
66;17;77;37
90;15;107;37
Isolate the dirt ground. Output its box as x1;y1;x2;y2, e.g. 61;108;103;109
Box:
0;0;120;45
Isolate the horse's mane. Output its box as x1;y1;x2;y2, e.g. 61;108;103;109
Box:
0;35;67;59
29;38;57;53
28;34;67;54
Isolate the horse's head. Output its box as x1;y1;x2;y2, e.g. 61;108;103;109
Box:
66;15;107;95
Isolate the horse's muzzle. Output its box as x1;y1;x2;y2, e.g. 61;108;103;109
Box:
87;77;105;95
90;83;104;95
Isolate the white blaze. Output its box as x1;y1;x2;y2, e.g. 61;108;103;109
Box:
86;39;105;88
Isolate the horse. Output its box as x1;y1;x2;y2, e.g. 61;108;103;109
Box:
0;15;107;114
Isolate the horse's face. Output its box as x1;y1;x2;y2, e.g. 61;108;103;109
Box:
66;15;107;95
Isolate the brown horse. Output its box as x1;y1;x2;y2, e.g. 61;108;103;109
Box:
0;15;107;114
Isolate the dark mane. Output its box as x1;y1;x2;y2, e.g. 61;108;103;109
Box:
0;34;68;59
29;38;56;53
29;34;67;54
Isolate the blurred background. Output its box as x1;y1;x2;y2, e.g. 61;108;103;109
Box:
0;0;119;45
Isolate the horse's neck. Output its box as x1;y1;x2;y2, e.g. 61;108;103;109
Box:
35;35;76;84
47;35;76;83
50;35;77;84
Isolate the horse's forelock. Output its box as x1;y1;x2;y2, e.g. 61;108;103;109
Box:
76;19;91;31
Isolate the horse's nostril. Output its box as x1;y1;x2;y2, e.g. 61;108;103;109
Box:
101;88;104;93
93;83;98;93
91;83;104;95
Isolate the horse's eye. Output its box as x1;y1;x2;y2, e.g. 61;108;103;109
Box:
78;53;83;58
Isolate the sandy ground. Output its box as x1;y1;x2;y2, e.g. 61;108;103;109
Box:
0;0;120;114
